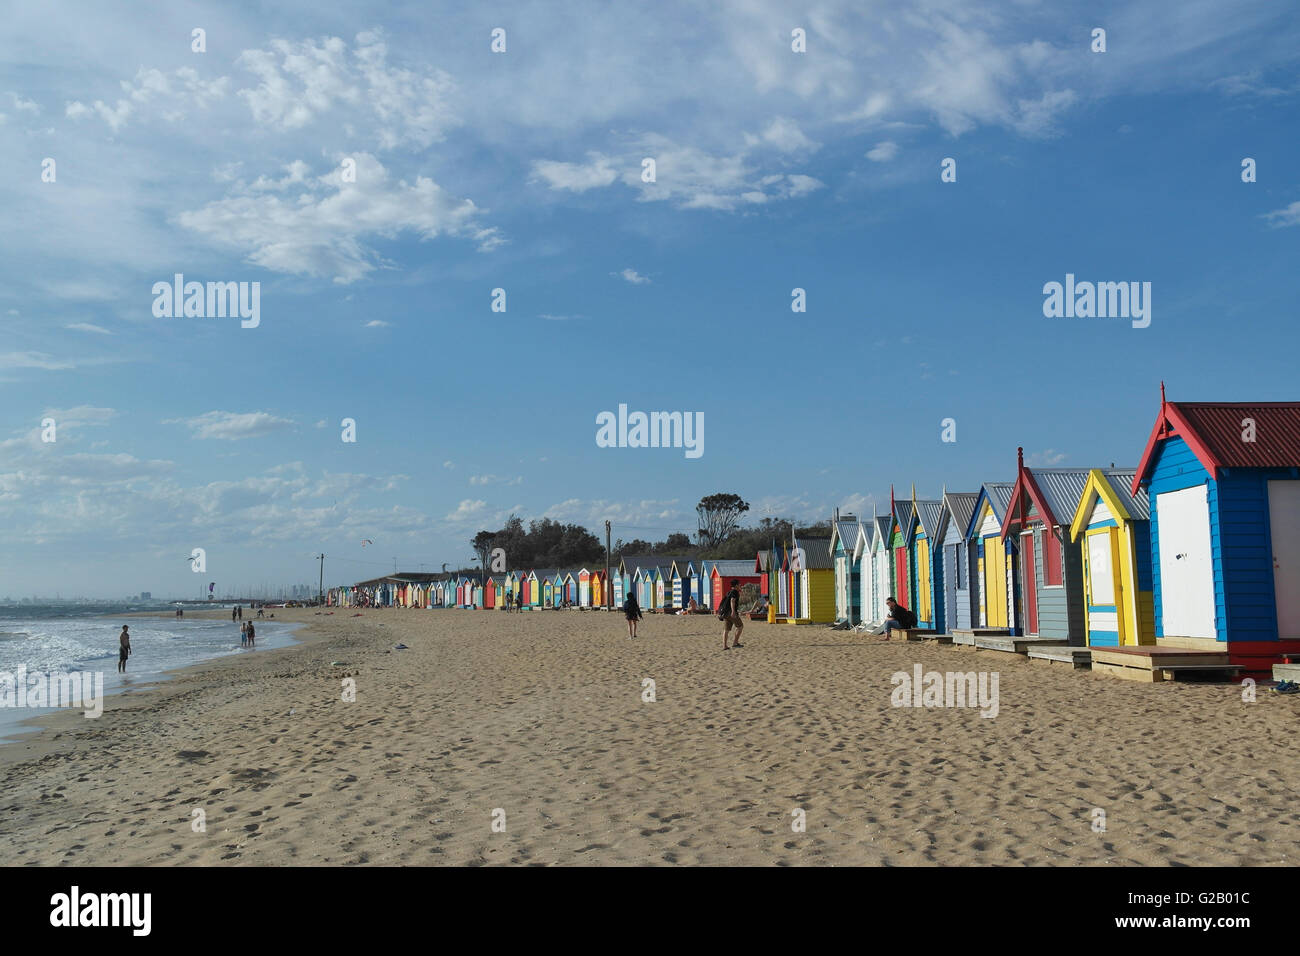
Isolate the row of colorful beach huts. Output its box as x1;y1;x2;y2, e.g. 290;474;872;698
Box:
329;395;1300;678
327;557;761;615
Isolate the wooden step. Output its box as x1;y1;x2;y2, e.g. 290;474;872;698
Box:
1027;646;1092;667
1273;663;1300;681
900;628;943;642
973;634;1068;654
1091;646;1230;669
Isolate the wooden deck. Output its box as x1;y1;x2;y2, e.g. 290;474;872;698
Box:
973;634;1067;655
1091;645;1242;683
1027;645;1092;668
948;628;1009;646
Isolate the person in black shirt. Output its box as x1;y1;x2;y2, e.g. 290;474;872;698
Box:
719;579;744;650
623;591;643;639
882;597;916;640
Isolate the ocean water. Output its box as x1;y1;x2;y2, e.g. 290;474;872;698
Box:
0;604;301;743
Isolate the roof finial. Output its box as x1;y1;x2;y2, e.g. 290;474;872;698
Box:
890;484;895;510
1160;380;1166;406
1017;446;1024;470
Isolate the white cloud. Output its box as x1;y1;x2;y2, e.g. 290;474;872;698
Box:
469;474;522;486
751;116;818;153
446;499;487;521
177;154;503;283
7;92;39;115
41;405;116;428
1262;202;1300;229
237;30;456;148
866;141;899;162
364;319;391;327
531;153;619;192
1025;449;1067;467
66;322;111;334
0;351;75;370
164;410;296;440
443;461;455;469
615;268;650;284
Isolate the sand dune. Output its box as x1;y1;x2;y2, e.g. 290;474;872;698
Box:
2;607;1295;865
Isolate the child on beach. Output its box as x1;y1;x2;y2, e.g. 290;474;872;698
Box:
118;626;131;673
623;591;643;639
240;622;248;647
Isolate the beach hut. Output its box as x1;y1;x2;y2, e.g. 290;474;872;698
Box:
670;560;688;609
1000;450;1092;645
472;579;485;609
709;560;763;608
851;518;875;625
888;493;917;612
1132;391;1300;669
591;569;605;608
909;496;945;631
789;536;835;624
562;571;578;605
966;482;1019;633
696;560;713;609
654;566;671;609
938;492;980;632
861;513;894;626
830;513;862;624
578;569;591;606
1069;469;1155;647
752;552;770;601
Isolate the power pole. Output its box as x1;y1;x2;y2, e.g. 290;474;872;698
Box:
317;553;325;606
605;520;612;610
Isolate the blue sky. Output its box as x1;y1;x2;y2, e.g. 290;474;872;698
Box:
1;0;1297;598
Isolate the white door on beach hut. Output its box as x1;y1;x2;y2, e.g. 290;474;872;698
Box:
1157;485;1215;639
1268;481;1300;640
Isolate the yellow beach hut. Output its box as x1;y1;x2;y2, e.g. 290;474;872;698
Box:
1069;468;1155;647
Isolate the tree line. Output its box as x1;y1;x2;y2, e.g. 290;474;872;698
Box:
468;493;830;573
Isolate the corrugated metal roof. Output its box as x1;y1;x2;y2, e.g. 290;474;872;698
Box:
1176;402;1300;468
873;515;893;546
1026;469;1094;526
793;537;833;569
893;501;912;532
986;482;1015;517
857;520;874;551
1098;469;1149;519
710;559;757;576
832;519;859;552
915;500;944;538
943;492;979;538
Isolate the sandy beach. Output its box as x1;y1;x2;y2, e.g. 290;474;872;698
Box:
2;607;1296;866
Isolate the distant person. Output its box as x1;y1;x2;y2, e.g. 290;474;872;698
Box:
623;591;643;639
240;621;248;647
505;592;513;611
719;579;744;650
246;621;256;648
678;597;699;616
257;605;264;619
881;597;916;640
232;606;238;622
118;626;131;673
237;605;242;620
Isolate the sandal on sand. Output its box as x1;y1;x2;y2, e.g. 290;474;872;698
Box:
732;641;743;648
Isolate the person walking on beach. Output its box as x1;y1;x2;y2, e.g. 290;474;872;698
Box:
257;605;264;618
118;626;131;673
719;579;744;650
623;590;643;639
237;605;242;620
232;606;237;622
240;621;248;647
246;621;256;648
505;591;513;612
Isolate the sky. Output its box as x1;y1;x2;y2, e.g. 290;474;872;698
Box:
1;0;1297;598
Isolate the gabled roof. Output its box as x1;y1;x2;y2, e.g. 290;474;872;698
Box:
941;492;979;542
1002;449;1095;539
914;500;944;539
754;551;770;573
853;520;874;560
670;558;699;578
711;559;757;576
1069;469;1149;541
872;515;894;550
830;518;859;554
892;500;915;539
1133;394;1300;492
965;482;1014;539
792;536;833;570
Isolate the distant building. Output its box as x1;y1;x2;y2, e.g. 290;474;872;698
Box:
140;591;152;600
